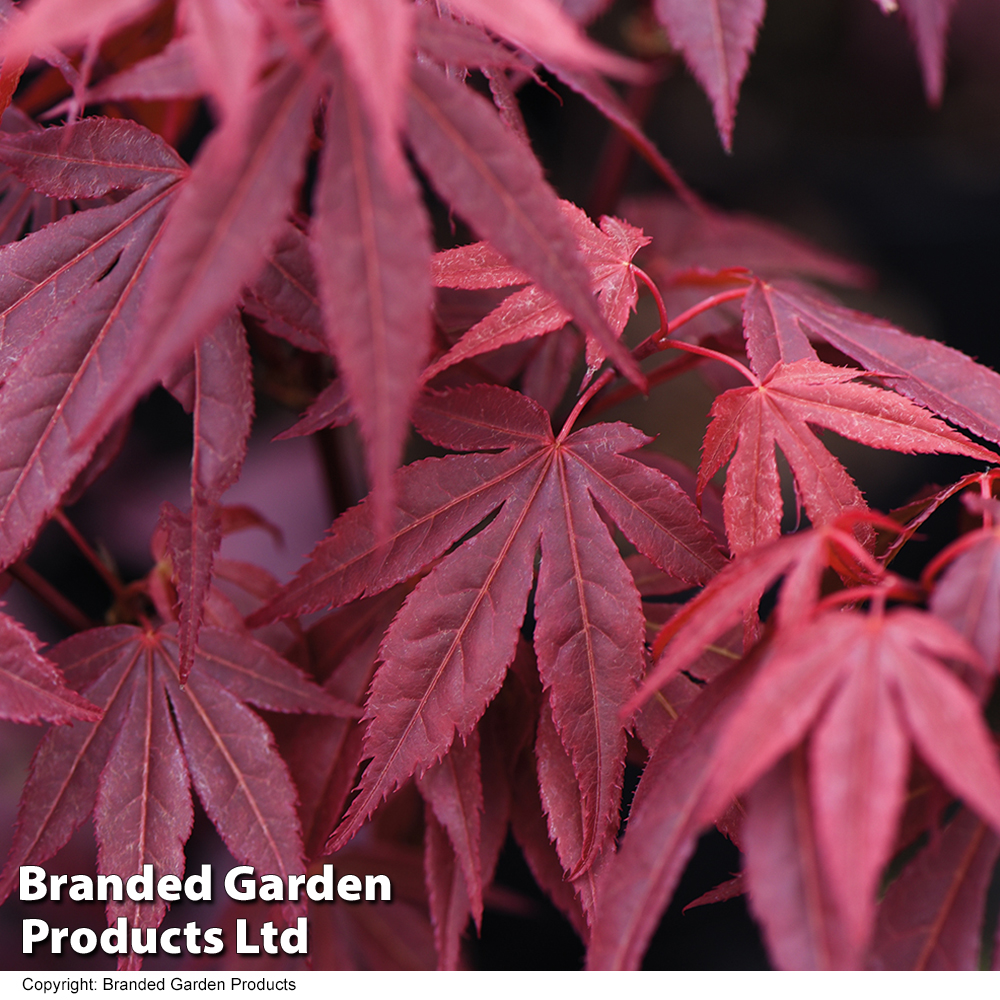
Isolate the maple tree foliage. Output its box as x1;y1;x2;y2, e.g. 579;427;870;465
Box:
0;0;998;974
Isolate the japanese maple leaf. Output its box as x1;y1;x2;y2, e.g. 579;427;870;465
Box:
0;609;100;725
160;310;254;682
868;806;1000;969
0;624;357;954
700;605;1000;968
252;385;725;871
699;359;998;557
653;0;766;151
741;278;1000;447
0;117;187;569
426;202;650;380
594;602;1000;970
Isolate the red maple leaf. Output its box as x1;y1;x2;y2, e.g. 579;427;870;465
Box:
0;624;356;966
699;359;997;556
252;384;725;873
427;201;650;380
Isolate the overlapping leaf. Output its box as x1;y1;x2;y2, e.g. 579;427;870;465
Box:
930;523;1000;677
869;806;1000;969
426;202;649;380
588;655;756;969
624;199;869;288
700;607;1000;967
254;385;723;870
630;514;885;711
0;610;100;725
653;0;765;150
699;359;997;557
86;43;324;451
743;279;1000;446
597;601;1000;969
314;55;432;534
0;118;186;568
0;624;356;939
407;62;643;387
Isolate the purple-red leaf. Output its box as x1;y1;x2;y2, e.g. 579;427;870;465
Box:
623;197;869;288
869;807;1000;969
700;360;996;556
407;64;643;386
426;203;649;379
95;652;192;938
0;610;101;724
0;182;176;569
244;223;327;354
587;658;754;969
87;50;322;450
417;729;484;929
311;386;718;856
703;607;1000;966
652;0;766;150
324;0;412;185
930;529;1000;674
743;750;852;969
447;0;643;81
534;694;607;920
160;654;306;916
314;56;432;533
0;622;343;925
751;280;1000;447
0;117;186;198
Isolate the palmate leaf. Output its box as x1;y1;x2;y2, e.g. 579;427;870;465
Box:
0;610;100;725
407;63;643;387
597;599;1000;970
426;202;649;380
699;359;998;556
699;607;1000;968
254;385;724;871
869;806;1000;969
0;625;356;928
0;119;186;568
744;279;1000;446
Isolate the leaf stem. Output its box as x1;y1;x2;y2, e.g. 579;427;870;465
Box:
7;562;96;632
654;337;760;387
53;509;127;601
632;267;669;347
589;352;703;416
558;369;616;440
663;286;749;336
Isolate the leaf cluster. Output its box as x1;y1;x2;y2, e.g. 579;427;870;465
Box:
0;0;997;973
